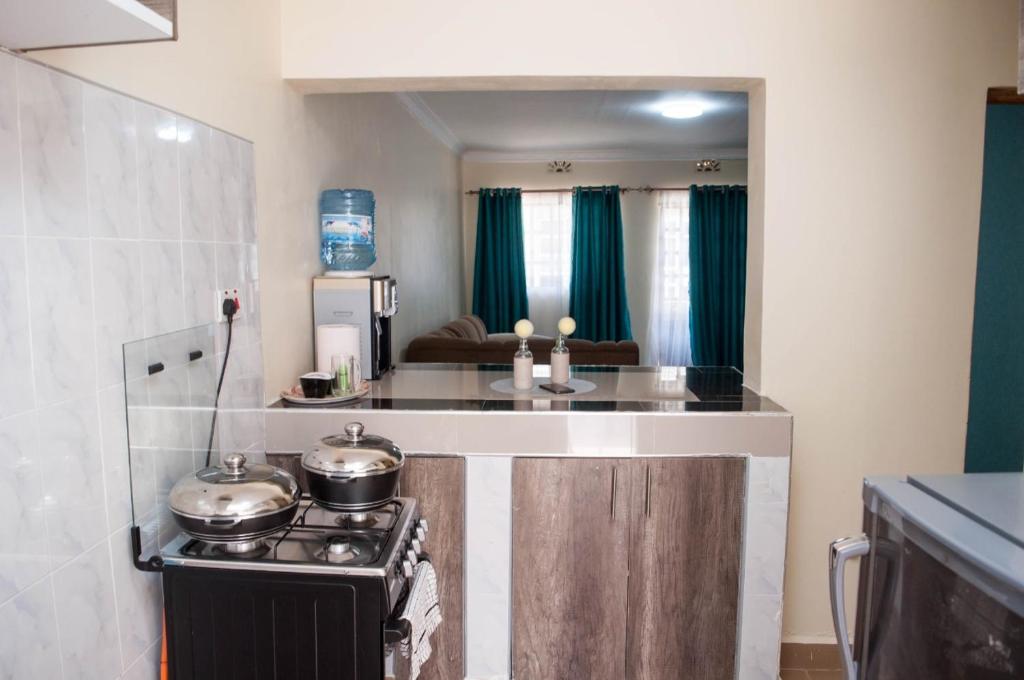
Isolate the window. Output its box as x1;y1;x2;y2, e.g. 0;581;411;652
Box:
521;191;572;335
647;190;692;365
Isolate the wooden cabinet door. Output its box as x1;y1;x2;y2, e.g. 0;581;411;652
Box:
398;456;465;680
511;458;631;680
626;457;746;680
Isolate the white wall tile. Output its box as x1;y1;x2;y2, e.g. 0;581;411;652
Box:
0;578;63;680
17;60;86;237
0;53;22;237
92;239;144;388
178;119;215;242
182;240;217;327
51;540;123;680
85;84;139;239
0;239;36;418
37;395;108;568
0;413;49;602
239;138;257;244
136;102;180;240
109;527;161;670
211;128;242;243
98;383;132;532
140;239;184;336
121;638;161;680
27;237;96;405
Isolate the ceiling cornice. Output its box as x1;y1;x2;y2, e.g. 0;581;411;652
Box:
461;147;749;163
394;93;464;154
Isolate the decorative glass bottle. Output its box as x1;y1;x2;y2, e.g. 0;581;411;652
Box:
513;319;535;390
550;316;575;384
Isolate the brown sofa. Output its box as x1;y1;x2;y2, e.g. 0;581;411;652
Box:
405;315;640;365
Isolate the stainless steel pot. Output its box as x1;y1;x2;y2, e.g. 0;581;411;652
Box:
301;422;404;512
169;453;300;542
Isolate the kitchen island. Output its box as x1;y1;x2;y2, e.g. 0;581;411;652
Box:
265;364;791;680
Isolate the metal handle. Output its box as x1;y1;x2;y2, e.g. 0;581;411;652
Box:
610;466;618;518
829;534;870;680
644;466;652;517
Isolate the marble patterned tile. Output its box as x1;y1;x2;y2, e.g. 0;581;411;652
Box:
744;501;789;597
26;237;96;405
748;456;791;504
0;578;63;680
0;413;49;603
98;383;132;532
0;53;22;236
92;238;144;388
211;128;242;244
17;59;87;237
109;526;162;669
136;102;180;240
182;240;217;328
238;138;257;244
178;118;215;242
121;638;161;680
216;241;257;292
0;238;35;418
51;539;123;679
37;395;108;568
140;239;184;337
84;83;138;239
736;593;785;680
464;456;512;679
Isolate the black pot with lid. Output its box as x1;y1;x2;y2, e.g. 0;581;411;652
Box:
301;422;405;512
168;452;301;543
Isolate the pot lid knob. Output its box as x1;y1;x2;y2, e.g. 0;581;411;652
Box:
223;453;246;474
344;422;364;440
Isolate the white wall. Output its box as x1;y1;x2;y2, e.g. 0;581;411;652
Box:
278;0;1019;641
461;159;747;358
34;0;465;399
305;93;464;359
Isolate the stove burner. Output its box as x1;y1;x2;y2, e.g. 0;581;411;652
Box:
326;537;351;555
316;535;366;564
211;540;270;559
335;511;376;528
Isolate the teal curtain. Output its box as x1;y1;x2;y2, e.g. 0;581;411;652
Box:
689;185;747;369
569;186;632;342
472;188;528;332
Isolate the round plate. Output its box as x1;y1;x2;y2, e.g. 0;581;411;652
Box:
280;381;370;406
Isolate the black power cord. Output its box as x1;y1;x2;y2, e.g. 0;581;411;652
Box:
205;297;238;467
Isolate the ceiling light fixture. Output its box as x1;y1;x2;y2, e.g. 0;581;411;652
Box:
659;102;704;119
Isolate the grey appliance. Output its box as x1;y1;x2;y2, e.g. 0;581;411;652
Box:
830;473;1024;680
313;274;397;379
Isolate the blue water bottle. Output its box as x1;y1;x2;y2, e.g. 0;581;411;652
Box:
320;189;376;271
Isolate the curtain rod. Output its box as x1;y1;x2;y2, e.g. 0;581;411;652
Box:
464;185;746;195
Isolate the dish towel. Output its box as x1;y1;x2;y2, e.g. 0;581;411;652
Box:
400;560;442;680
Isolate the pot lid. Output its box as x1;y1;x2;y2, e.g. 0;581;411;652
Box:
169;453;300;520
302;422;404;477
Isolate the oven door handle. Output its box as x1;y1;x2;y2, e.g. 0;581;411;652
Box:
384;617;411;645
829;534;870;680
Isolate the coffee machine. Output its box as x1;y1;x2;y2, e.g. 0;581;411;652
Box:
313;274;397;379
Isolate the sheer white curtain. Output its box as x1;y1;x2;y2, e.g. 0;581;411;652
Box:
647;189;692;365
521;191;573;336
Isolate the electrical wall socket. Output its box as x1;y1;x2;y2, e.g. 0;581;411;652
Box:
214;288;244;320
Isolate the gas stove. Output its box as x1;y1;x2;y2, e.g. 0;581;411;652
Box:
159;497;427;680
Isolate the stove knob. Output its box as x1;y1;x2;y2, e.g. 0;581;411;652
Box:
415;526;427;543
406;548;418;567
411;538;423;555
401;559;414;578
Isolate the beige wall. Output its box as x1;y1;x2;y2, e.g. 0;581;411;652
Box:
461;159;748;358
34;1;464;398
279;0;1018;642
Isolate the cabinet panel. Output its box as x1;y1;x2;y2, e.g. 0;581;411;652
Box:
511;458;630;680
626;457;745;680
399;456;465;680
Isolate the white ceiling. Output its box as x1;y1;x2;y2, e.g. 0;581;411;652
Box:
400;90;748;161
0;0;172;51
